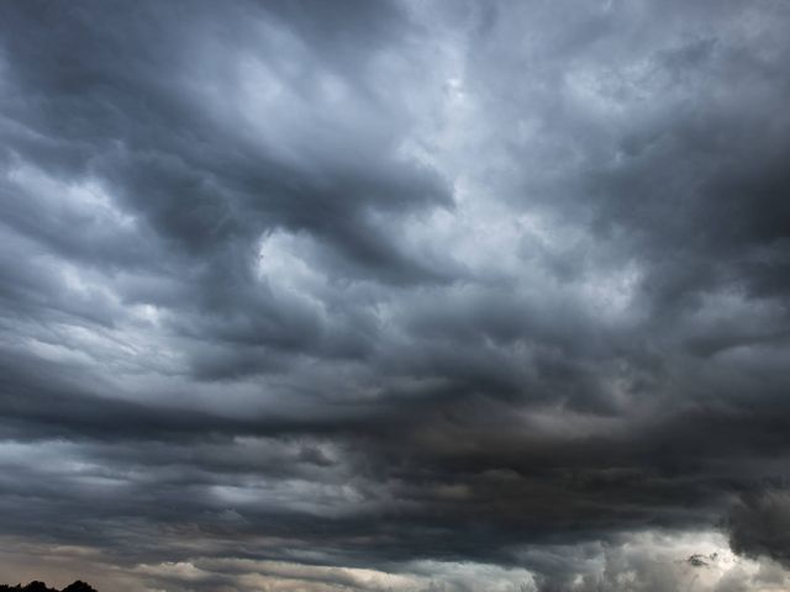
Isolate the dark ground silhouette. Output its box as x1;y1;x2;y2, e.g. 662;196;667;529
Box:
0;582;96;592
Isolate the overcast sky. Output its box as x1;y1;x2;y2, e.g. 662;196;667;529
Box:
1;1;790;591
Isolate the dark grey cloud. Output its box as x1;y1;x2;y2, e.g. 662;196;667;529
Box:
727;487;790;568
1;1;790;590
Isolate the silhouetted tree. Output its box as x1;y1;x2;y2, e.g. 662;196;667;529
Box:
62;583;96;592
0;582;97;592
21;583;57;592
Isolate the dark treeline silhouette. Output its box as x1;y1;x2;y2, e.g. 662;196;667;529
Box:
0;581;96;592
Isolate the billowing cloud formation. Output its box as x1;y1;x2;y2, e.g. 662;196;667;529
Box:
1;1;790;590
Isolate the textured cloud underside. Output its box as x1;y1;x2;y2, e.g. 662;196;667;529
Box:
1;1;790;590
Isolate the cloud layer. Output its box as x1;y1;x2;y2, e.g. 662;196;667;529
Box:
1;1;790;590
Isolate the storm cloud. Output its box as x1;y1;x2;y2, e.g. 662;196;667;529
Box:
1;1;790;590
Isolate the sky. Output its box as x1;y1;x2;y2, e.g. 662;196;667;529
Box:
1;1;790;591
